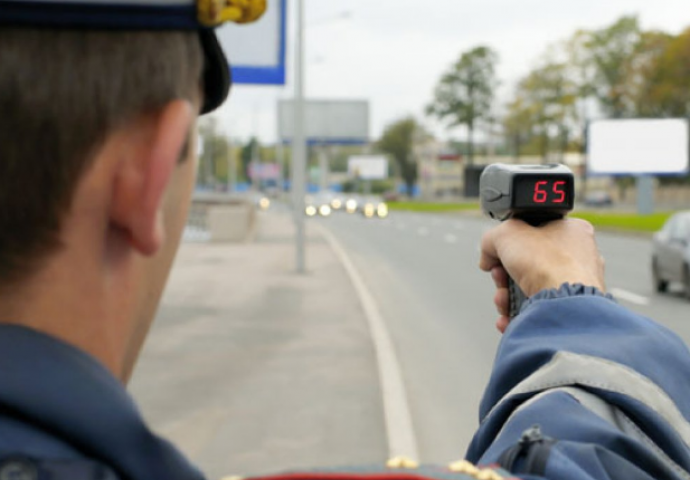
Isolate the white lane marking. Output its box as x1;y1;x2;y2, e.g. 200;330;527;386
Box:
319;226;419;460
610;288;651;306
417;227;429;237
444;233;458;244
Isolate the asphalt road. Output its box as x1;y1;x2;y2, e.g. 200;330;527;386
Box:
319;209;690;463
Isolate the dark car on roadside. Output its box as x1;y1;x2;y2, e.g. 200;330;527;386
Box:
583;190;614;207
652;211;690;299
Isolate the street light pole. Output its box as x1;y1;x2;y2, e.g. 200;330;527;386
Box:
291;0;307;273
227;137;235;193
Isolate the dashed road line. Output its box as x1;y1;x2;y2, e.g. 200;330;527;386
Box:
610;288;651;306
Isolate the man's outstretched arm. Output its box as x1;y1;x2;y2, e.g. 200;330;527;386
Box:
471;219;690;479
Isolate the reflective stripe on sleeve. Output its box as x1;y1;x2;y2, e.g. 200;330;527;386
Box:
487;351;690;449
497;386;690;480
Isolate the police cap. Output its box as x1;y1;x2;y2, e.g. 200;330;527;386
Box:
0;0;267;113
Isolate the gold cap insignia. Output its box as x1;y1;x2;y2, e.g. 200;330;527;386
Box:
448;460;504;480
386;456;420;469
198;0;267;27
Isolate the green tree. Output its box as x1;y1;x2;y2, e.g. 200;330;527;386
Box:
426;45;498;164
240;137;260;184
560;29;599;150
585;16;642;118
375;117;427;197
198;117;231;187
633;29;689;117
563;29;598;103
514;61;578;162
502;94;534;160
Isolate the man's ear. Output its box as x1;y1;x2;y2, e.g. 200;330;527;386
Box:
110;100;194;256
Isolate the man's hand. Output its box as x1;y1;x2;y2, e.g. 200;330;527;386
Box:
480;218;606;333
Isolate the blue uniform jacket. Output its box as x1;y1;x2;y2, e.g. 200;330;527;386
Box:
467;284;690;479
0;325;204;480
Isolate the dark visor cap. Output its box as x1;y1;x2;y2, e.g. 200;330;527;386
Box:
0;0;235;114
199;29;231;114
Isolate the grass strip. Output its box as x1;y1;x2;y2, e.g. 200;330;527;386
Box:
571;211;673;233
387;200;675;233
387;201;480;213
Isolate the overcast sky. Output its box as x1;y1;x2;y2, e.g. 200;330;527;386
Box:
211;0;690;145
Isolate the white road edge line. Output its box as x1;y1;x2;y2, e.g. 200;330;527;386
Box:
318;225;419;461
610;288;651;306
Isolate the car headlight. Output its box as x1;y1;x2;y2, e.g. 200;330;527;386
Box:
259;197;270;210
346;199;358;213
331;199;342;210
377;203;388;218
305;205;317;217
364;204;375;218
319;205;332;217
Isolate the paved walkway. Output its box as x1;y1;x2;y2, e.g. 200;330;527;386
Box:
129;211;387;479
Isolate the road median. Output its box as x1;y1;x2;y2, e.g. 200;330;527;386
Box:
388;200;676;235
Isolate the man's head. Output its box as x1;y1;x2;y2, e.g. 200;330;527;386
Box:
0;28;204;287
0;0;266;381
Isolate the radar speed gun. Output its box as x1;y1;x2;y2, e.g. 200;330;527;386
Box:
480;164;575;317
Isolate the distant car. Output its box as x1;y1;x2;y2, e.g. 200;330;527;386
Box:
358;196;389;219
651;211;690;299
329;193;345;211
304;194;332;218
583;190;613;207
248;192;271;211
382;191;400;202
344;195;360;214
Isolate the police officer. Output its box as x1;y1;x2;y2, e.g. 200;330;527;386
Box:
1;1;690;480
0;1;263;478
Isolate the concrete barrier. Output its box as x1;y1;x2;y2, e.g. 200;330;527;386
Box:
189;193;257;243
207;204;255;242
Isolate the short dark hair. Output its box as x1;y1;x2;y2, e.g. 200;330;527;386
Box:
0;28;203;286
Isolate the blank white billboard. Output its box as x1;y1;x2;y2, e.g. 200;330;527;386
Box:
588;119;689;175
216;0;286;84
348;155;388;180
278;100;370;144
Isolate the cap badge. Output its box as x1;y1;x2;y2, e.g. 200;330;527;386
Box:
198;0;267;26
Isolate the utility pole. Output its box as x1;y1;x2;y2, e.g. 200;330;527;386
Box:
291;0;307;273
227;137;236;193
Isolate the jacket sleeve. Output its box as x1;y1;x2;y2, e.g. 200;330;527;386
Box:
466;284;690;480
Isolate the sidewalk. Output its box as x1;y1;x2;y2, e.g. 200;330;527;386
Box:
129;211;387;479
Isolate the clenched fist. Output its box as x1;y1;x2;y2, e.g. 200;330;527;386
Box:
480;218;606;333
